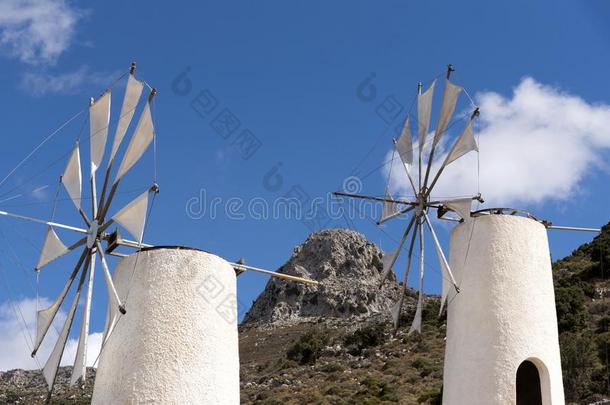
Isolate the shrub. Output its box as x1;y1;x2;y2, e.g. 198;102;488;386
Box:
417;387;443;404
555;286;586;333
422;299;444;327
321;362;344;373
286;329;329;365
344;323;387;355
560;332;601;401
597;316;610;333
359;376;398;401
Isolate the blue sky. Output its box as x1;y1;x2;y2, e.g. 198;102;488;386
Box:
1;0;610;370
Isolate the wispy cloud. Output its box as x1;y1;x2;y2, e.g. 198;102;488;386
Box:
20;65;119;96
387;77;610;207
0;297;102;371
0;0;84;65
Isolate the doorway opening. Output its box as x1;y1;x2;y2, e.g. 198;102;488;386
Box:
516;360;543;405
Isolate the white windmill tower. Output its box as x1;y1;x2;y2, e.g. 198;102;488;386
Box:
336;65;601;404
444;209;600;405
0;63;318;404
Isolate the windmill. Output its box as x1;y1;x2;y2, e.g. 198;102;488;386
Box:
26;62;159;396
335;65;483;333
0;63;318;401
333;65;607;402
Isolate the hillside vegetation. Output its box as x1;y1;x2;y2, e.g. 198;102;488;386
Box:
1;226;609;404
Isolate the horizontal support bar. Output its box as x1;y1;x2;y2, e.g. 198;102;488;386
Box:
333;191;417;206
230;263;319;286
0;210;88;234
108;237;319;286
547;225;601;233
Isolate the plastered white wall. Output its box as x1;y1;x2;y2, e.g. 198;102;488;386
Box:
442;215;564;405
92;248;239;405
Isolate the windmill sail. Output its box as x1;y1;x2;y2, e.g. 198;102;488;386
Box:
417;80;435;153
390;297;402;328
443;119;477;167
380;248;399;282
90;91;111;175
442;198;473;221
36;227;70;270
43;293;80;389
101;298;120;347
409;222;425;335
109;75;144;164
33;250;88;353
115;100;154;183
42;260;88;390
62;144;82;209
432;80;462;148
395;117;413;168
391;225;418;328
380;217;416;284
112;191;148;243
380;191;399;223
408;293;423;334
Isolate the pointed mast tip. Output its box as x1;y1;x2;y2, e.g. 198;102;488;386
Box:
446;64;455;79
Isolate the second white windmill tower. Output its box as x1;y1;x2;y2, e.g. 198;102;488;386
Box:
335;65;601;404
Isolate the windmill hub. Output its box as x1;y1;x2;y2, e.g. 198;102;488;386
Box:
86;220;100;248
416;193;427;215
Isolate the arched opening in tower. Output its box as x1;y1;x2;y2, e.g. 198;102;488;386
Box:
516;360;543;405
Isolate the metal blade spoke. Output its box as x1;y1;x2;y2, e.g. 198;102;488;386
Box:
96;240;125;314
32;248;89;355
42;253;90;394
408;220;426;335
392;218;419;330
0;210;88;234
380;215;416;285
98;182;119;225
423;212;459;291
332;191;417;206
96;165;113;220
377;205;415;225
90;175;98;219
70;251;96;386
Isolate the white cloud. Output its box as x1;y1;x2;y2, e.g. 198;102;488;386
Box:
19;65;118;96
386;77;610;207
0;0;83;65
0;297;102;371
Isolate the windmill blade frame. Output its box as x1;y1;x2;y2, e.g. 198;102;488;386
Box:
392;214;419;330
335;65;482;333
25;64;157;397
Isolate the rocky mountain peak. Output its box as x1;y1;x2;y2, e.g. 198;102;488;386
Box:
242;229;400;325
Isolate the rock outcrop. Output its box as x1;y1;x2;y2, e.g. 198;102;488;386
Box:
242;229;402;325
